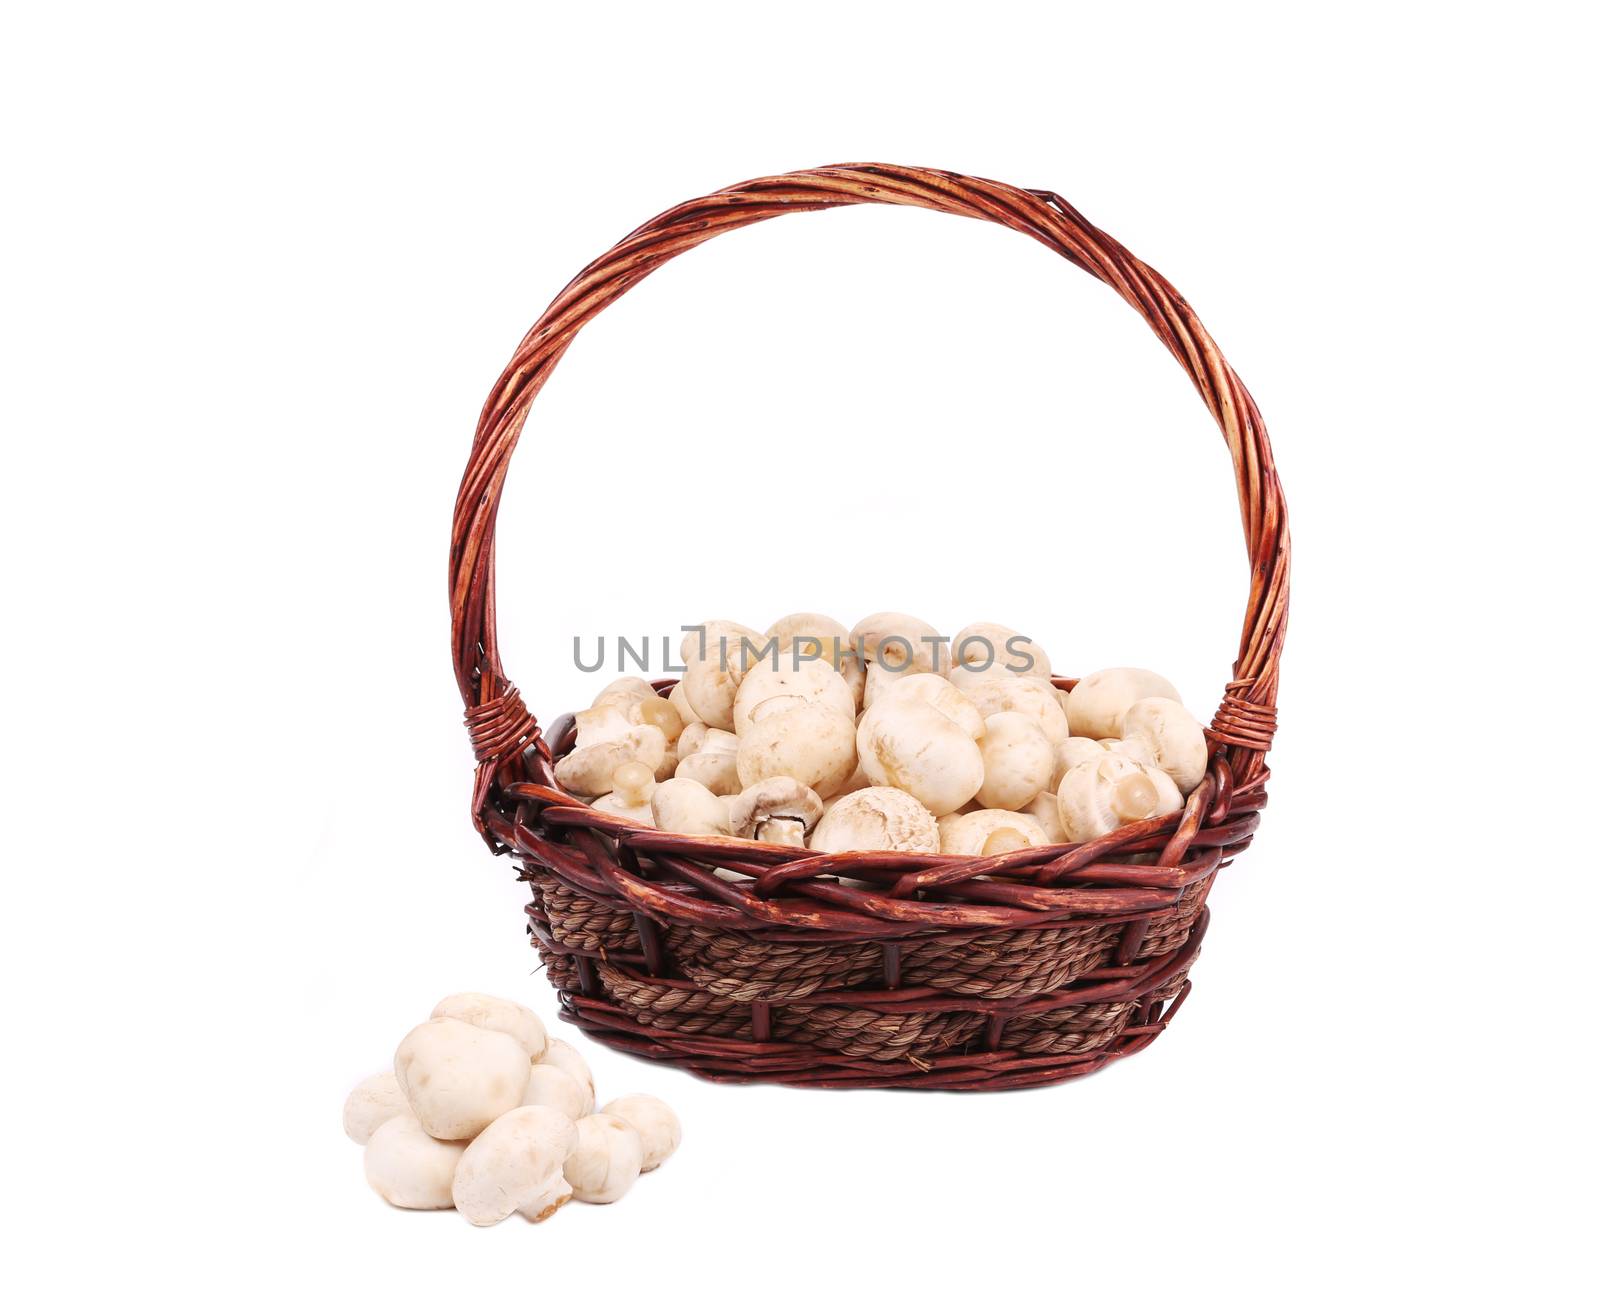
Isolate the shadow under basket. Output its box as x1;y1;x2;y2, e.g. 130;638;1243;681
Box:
449;164;1290;1091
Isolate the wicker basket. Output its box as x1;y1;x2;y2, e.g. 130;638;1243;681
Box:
450;164;1289;1091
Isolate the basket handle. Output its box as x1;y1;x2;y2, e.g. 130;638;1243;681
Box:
451;164;1289;827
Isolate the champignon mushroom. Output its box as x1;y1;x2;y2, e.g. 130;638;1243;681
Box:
680;620;762;730
1056;750;1183;842
1115;697;1208;794
874;672;985;739
592;676;657;710
363;1113;466;1210
850;611;948;675
809;786;940;854
430;992;548;1060
855;699;984;815
393;1018;532;1141
342;1071;411;1145
675;731;742;796
521;1062;593;1120
974;711;1055;810
727;776;824;846
1021;789;1069;842
954;673;1070;748
601;1094;682;1172
668;680;701;727
732;657;856;733
518;1174;574;1224
564;1113;645;1204
1064;667;1182;739
573;704;631;748
1053;735;1110;786
651;776;733;837
735;698;857;798
537;1038;595;1111
951;622;1053;679
591;761;657;824
766;612;850;667
451;1105;579;1227
939;808;1051;856
554;725;668;797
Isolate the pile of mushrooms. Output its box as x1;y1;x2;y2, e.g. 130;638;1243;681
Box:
343;992;681;1222
552;613;1209;857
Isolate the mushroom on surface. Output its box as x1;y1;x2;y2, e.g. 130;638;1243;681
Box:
727;776;824;846
1056;750;1183;842
856;699;984;815
735;698;856;798
874;672;986;739
591;760;656;824
601;1094;682;1172
809;786;940;854
564;1113;645;1204
521;1062;593;1120
364;1113;466;1210
731;657;856;732
451;1105;579;1227
1064;667;1182;739
974;711;1055;810
1115;696;1208;794
939;808;1051;856
393;1018;532;1141
954;673;1070;748
554;725;668;797
518;1174;574;1224
343;1071;411;1145
651;776;733;837
1053;735;1111;786
951;621;1053;679
850;611;948;675
430;992;548;1060
537;1038;595;1110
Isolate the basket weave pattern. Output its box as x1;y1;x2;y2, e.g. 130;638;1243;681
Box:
451;164;1289;1090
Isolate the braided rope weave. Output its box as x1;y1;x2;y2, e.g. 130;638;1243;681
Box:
456;165;1289;1090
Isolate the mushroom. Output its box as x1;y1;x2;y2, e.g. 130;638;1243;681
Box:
591;761;657;824
855;699;984;815
974;711;1055;810
592;676;658;710
1064;667;1182;739
518;1174;574;1224
1116;697;1208;794
1056;750;1183;842
554;725;668;797
675;730;742;795
874;672;985;739
393;1018;532;1141
601;1094;682;1172
668;680;701;727
732;657;856;733
954;672;1070;748
363;1113;466;1210
564;1113;645;1204
766;612;850;667
939;808;1051;856
537;1038;595;1111
651;776;733;837
451;1105;579;1227
809;786;940;854
521;1062;593;1120
680;620;762;730
1053;735;1111;786
430;992;548;1060
342;1071;411;1145
951;621;1053;679
728;777;824;846
850;611;948;675
1021;790;1069;842
572;704;632;748
735;698;857;798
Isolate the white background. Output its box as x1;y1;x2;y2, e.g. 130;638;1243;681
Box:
4;3;1596;1294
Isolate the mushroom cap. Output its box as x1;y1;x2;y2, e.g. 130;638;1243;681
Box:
601;1094;682;1172
591;761;657;823
735;698;857;798
974;711;1056;811
850;611;948;675
856;699;984;815
679;619;762;669
953;673;1070;748
343;1071;411;1145
939;808;1051;856
732;657;856;733
676;721;710;758
1053;735;1110;786
537;1038;595;1110
521;1062;593;1120
554;726;668;796
875;672;986;740
517;1172;574;1223
451;1105;579;1226
393;1018;532;1141
1064;667;1182;740
651;776;733;837
668;680;701;727
592;676;657;709
564;1113;645;1204
1116;697;1208;794
766;612;851;664
809;786;940;854
1021;789;1068;842
574;704;633;747
951;622;1053;679
727;776;825;839
682;655;741;731
675;745;742;796
1056;751;1183;842
363;1113;467;1209
430;992;548;1060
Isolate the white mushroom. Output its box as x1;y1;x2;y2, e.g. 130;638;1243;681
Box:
518;1174;574;1224
1022;790;1069;842
601;1094;682;1172
874;672;985;739
564;1113;645;1204
680;620;762;730
668;680;701;727
651;776;733;837
675;736;742;795
342;1071;410;1145
1064;667;1182;739
554;725;668;797
451;1105;579;1227
521;1062;593;1120
809;786;940;854
1053;735;1110;786
363;1113;466;1210
951;622;1053;679
727;777;824;846
735;698;857;798
591;761;657;824
855;699;984;815
537;1038;595;1111
1115;697;1208;794
592;676;657;710
732;657;856;732
430;992;548;1060
939;808;1051;856
1056;751;1183;842
393;1018;532;1141
765;612;851;667
850;611;948;675
573;704;632;748
954;673;1070;748
974;711;1055;810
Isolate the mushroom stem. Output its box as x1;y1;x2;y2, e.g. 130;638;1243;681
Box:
756;819;807;847
1111;771;1160;820
980;827;1030;856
